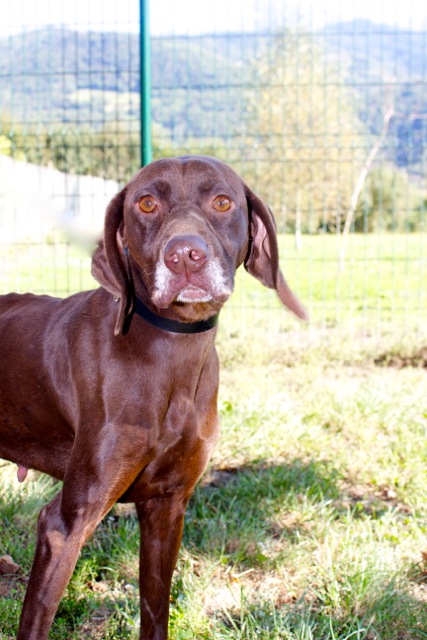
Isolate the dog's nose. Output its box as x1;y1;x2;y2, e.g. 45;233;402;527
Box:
164;235;209;274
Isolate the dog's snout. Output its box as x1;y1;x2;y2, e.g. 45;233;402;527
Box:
164;235;209;274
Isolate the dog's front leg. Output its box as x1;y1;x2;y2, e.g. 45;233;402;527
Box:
136;494;190;640
17;489;96;640
17;426;152;640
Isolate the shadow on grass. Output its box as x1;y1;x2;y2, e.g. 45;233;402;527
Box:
179;458;427;639
183;457;341;563
2;457;426;639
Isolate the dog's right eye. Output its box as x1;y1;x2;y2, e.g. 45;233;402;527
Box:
138;196;157;214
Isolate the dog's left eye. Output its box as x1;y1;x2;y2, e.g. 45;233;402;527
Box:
138;196;157;214
212;195;232;212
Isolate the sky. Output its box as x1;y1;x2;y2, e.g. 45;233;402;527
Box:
2;0;427;36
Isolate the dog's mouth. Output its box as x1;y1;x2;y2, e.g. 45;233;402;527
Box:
151;257;234;310
175;285;213;304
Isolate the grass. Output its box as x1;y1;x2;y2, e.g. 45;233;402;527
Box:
0;233;427;638
1;232;426;335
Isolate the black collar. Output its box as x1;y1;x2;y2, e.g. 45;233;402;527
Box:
133;297;219;334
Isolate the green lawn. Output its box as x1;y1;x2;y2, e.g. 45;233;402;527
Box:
0;233;426;639
1;233;426;336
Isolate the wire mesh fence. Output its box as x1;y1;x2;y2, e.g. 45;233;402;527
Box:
0;0;426;340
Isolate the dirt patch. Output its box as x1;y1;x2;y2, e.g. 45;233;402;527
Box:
202;565;299;616
374;347;427;369
336;481;412;518
0;573;27;598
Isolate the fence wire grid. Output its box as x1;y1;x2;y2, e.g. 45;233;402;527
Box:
0;0;426;340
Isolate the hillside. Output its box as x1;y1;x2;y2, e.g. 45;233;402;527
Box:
0;28;247;129
323;20;427;170
0;22;426;169
323;19;427;80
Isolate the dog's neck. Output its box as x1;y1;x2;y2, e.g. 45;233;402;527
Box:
131;297;219;334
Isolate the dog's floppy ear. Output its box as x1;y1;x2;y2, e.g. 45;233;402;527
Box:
91;188;133;335
244;185;308;321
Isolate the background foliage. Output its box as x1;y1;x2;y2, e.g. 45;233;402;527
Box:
1;21;426;235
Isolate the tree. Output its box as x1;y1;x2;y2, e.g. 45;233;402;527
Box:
354;165;425;232
242;31;367;233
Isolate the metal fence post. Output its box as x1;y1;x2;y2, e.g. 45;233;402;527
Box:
140;0;152;166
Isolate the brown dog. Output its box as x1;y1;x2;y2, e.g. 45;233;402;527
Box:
0;156;306;639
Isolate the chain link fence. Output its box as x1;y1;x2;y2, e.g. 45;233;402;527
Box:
1;1;426;339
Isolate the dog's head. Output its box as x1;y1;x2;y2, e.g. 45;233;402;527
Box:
91;155;307;335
